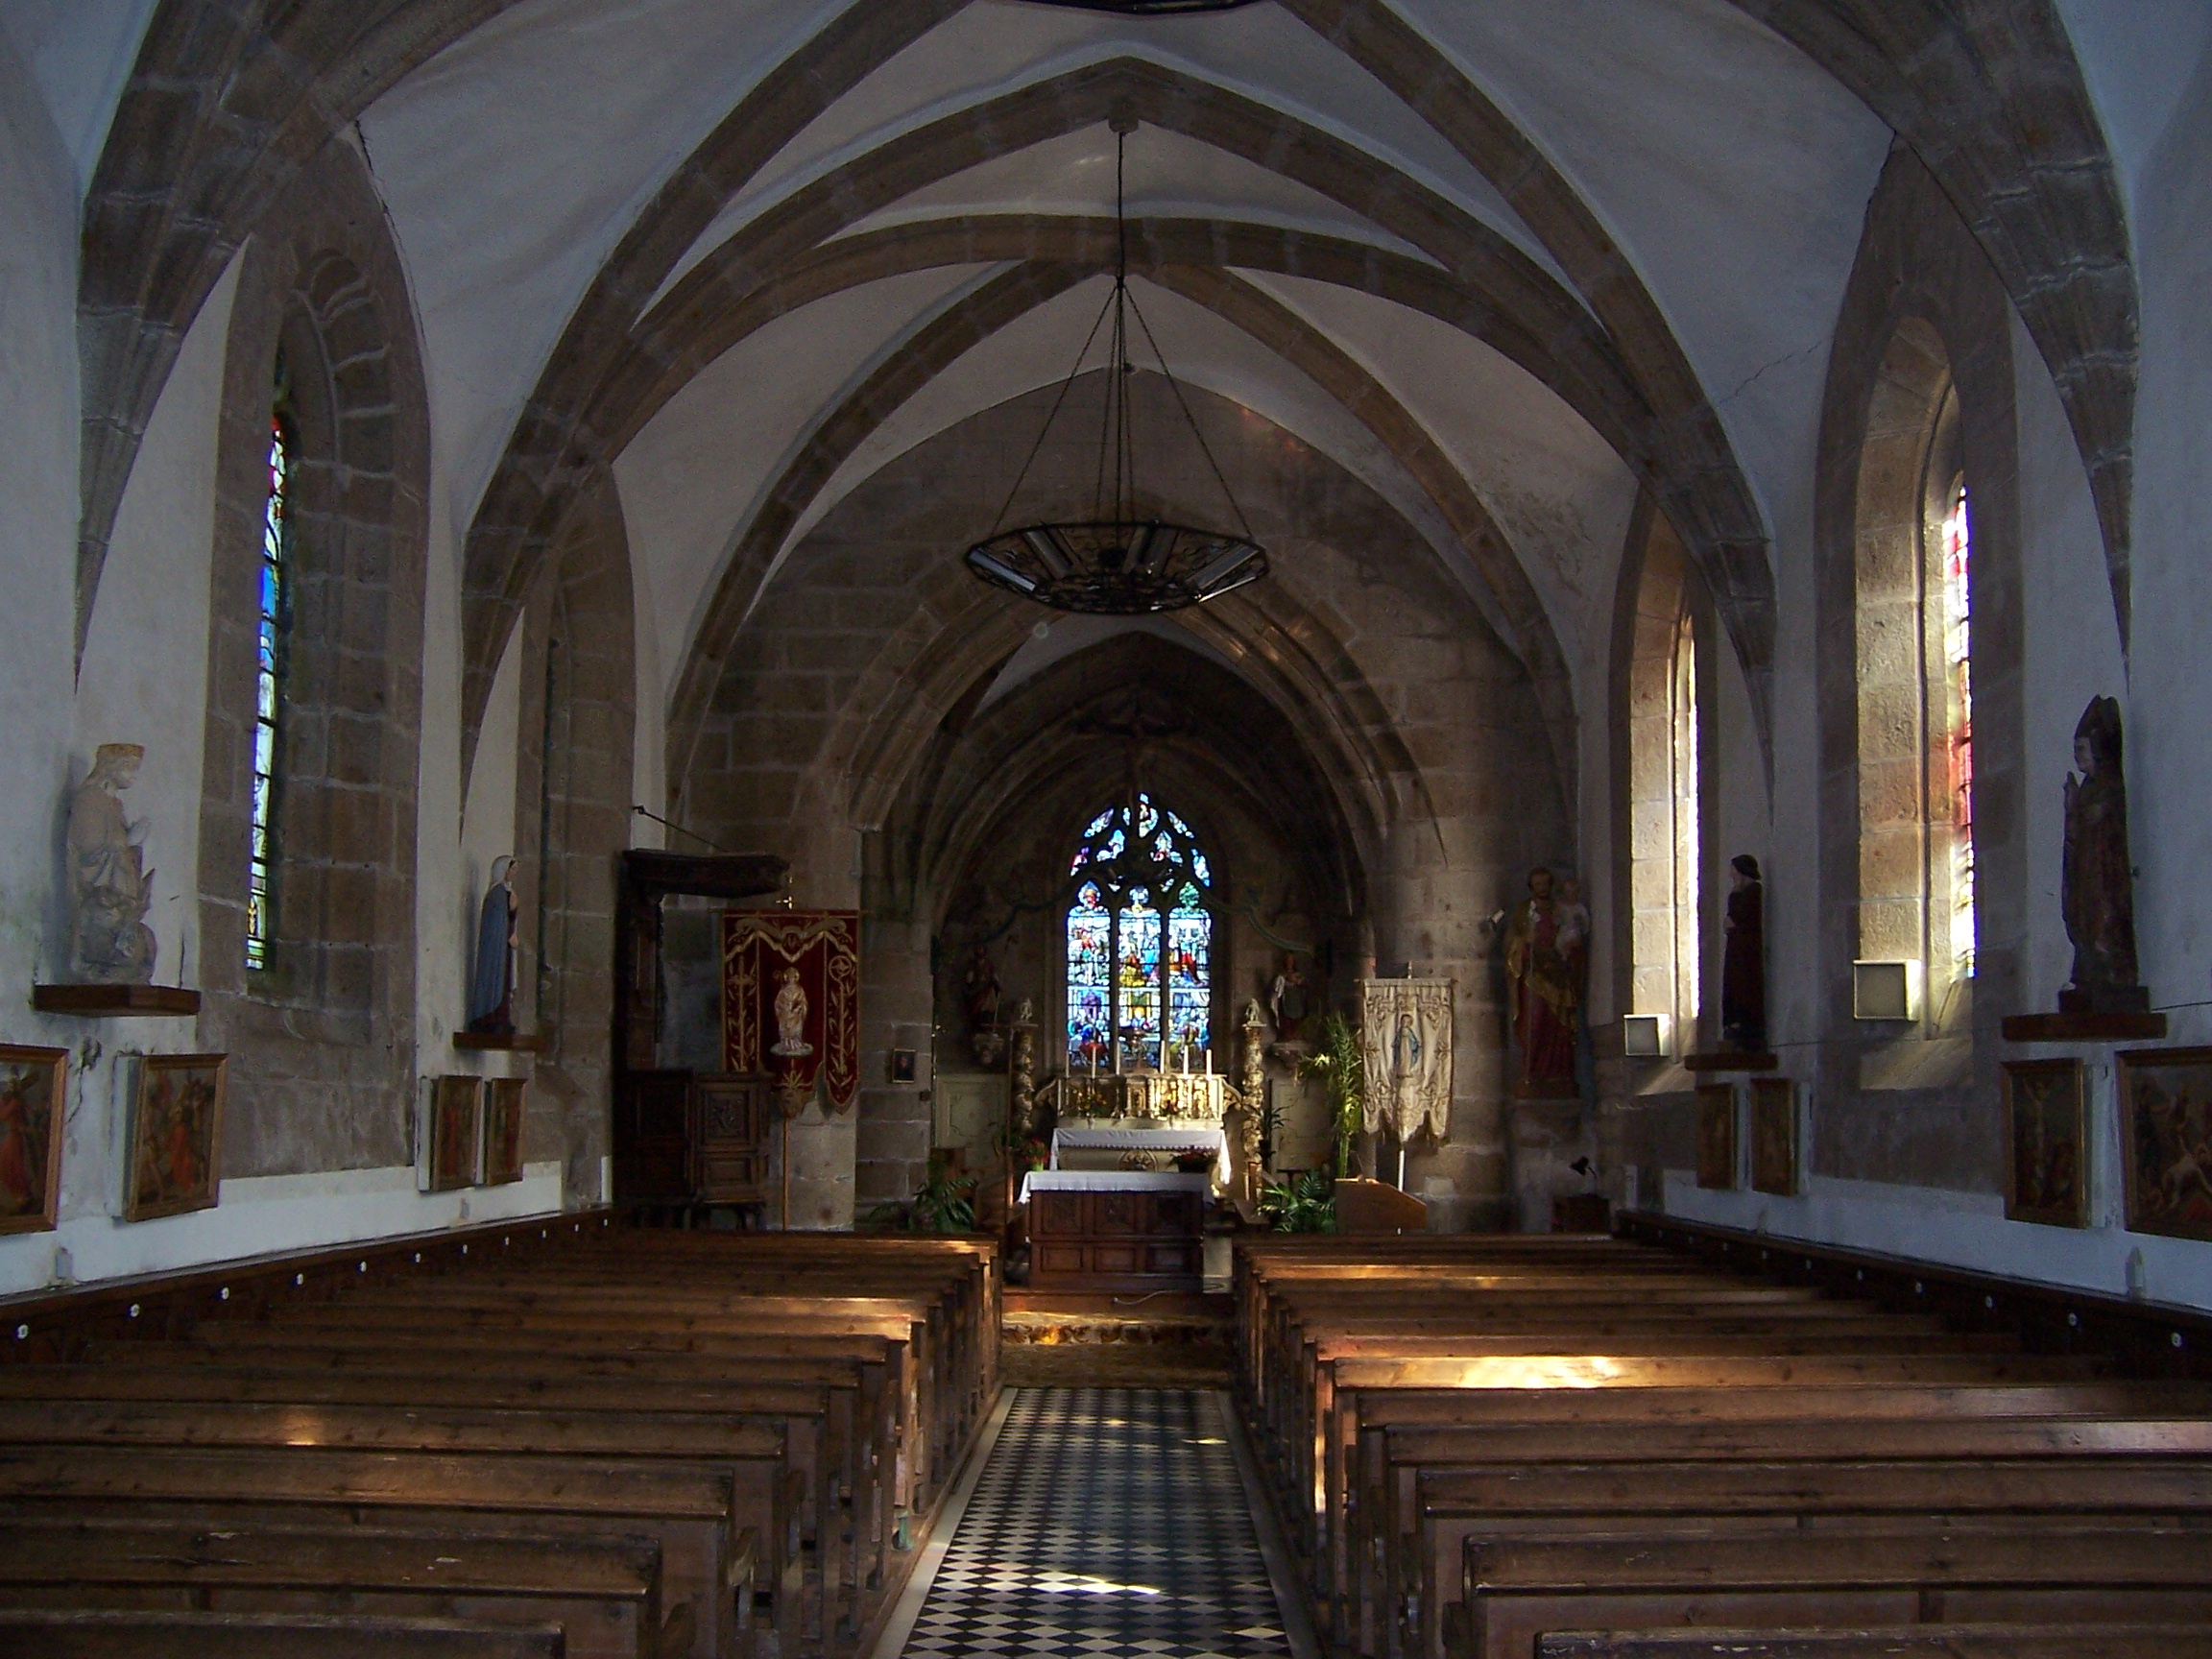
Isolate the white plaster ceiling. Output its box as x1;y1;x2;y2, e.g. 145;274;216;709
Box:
613;262;993;687
0;0;156;191
1391;0;1891;554
337;0;1919;715
360;0;854;525
830;123;1438;268
664;1;1561;293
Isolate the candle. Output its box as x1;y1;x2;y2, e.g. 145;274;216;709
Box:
1204;1045;1212;1076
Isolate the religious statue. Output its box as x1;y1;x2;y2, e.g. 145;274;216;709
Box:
1555;876;1590;1004
67;743;156;983
770;965;813;1056
1720;854;1767;1049
2061;695;2146;1012
1503;867;1579;1098
1269;953;1310;1041
467;854;518;1034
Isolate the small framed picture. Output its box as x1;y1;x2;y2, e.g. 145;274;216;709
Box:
890;1048;918;1084
425;1076;483;1192
0;1046;68;1236
2003;1057;2087;1228
1695;1083;1737;1190
125;1054;226;1222
2117;1046;2212;1242
1749;1077;1798;1197
483;1077;526;1186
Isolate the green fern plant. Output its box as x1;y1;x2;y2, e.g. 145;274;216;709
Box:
1258;1167;1336;1233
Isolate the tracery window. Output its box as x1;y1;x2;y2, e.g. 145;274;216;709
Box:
246;388;293;970
1065;794;1212;1069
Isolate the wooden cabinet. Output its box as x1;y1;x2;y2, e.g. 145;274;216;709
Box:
1028;1189;1204;1291
613;1070;769;1211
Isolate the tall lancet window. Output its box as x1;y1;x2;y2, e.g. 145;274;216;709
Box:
1065;793;1213;1069
247;384;294;970
1941;477;1975;977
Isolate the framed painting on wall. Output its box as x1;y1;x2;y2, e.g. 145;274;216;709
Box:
0;1046;67;1236
484;1077;526;1186
125;1054;226;1222
1749;1077;1798;1197
425;1076;483;1192
1695;1083;1737;1190
2002;1057;2087;1228
2117;1046;2212;1243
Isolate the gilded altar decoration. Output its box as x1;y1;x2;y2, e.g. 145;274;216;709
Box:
1358;978;1454;1142
723;909;860;1113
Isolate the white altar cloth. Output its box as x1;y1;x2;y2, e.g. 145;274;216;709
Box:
1048;1125;1226;1171
1018;1169;1213;1204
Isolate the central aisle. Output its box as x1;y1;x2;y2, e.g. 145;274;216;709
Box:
894;1388;1304;1659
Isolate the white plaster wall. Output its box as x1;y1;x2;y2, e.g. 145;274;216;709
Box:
1662;1046;2212;1310
73;253;240;995
2010;307;2128;1013
2054;1;2212;231
2125;31;2212;1048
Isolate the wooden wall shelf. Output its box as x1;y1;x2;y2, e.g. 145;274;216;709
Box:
32;984;200;1017
453;1031;545;1052
1682;1049;1777;1072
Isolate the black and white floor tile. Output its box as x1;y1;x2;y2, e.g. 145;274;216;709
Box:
899;1388;1296;1659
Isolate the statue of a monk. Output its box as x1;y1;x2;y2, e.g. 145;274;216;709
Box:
2060;696;2146;1013
67;743;156;983
1503;867;1579;1097
1720;854;1767;1049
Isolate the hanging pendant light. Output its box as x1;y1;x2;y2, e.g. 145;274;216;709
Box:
964;116;1268;615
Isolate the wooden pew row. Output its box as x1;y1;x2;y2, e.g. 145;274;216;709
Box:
1536;1625;2211;1659
1367;1390;2212;1659
0;1231;1000;1659
44;1341;888;1626
1230;1236;2212;1659
0;1394;787;1656
1450;1525;2212;1659
0;1519;671;1659
0;1609;569;1658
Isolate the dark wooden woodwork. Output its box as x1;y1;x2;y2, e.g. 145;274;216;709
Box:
31;983;200;1016
613;1070;770;1210
1028;1188;1203;1291
2002;1010;2168;1042
453;1030;545;1051
1682;1049;1778;1071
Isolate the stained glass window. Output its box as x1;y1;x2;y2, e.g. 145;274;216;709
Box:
247;400;293;971
1941;478;1975;977
1066;794;1213;1069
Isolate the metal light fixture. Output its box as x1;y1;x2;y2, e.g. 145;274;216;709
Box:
964;118;1268;615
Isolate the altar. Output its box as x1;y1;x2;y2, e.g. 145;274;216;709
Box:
1021;1171;1209;1292
1007;1071;1243;1290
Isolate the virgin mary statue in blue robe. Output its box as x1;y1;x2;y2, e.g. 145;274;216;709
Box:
468;854;517;1033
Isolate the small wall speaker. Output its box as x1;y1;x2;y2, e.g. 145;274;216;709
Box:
1622;1014;1667;1058
1853;959;1920;1022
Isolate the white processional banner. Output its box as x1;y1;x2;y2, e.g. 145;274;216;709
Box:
1358;977;1454;1142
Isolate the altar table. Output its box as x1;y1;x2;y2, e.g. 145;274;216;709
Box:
1019;1171;1209;1292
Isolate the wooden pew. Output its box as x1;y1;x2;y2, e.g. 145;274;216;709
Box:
1535;1626;2211;1659
0;1445;748;1659
0;1519;670;1659
0;1609;568;1658
1453;1524;2212;1659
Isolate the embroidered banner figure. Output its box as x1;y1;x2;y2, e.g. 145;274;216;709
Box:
1358;977;1454;1142
723;909;860;1113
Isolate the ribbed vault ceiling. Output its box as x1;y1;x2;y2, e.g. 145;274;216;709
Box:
33;0;2149;800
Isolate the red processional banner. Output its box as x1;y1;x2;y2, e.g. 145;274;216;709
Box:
721;909;860;1112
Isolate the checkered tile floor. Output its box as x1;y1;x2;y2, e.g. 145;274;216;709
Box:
899;1388;1295;1659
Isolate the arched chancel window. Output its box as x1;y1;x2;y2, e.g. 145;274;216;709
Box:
246;384;293;970
1854;325;1976;1019
1624;523;1701;1054
1066;794;1213;1069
